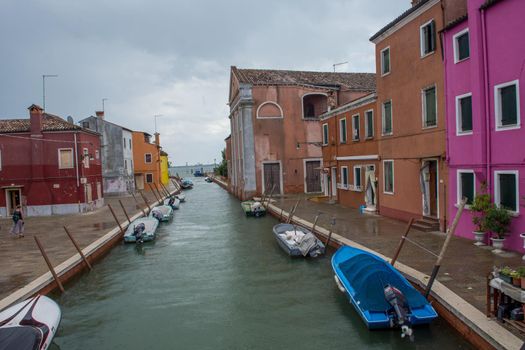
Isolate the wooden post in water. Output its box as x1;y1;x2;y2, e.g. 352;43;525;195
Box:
325;216;336;249
286;199;301;224
280;208;285;222
424;198;466;299
118;200;131;224
34;236;65;293
265;185;276;207
311;212;322;234
108;204;125;236
63;226;92;270
131;192;147;216
160;182;171;197
139;191;151;213
148;183;160;202
153;183;164;201
390;218;414;266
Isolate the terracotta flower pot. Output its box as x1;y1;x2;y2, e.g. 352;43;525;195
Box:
513;277;521;287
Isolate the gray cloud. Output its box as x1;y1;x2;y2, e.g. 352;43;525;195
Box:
0;0;408;164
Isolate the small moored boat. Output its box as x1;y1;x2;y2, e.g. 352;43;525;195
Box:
241;201;266;217
164;197;180;210
331;245;437;335
176;193;186;202
149;205;174;222
0;295;61;350
204;177;213;183
181;179;194;189
272;223;325;257
124;217;159;243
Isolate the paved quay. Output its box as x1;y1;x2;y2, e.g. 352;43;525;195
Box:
0;186;175;300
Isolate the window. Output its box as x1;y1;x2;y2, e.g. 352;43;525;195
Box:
420;20;436;56
322;123;329;145
83;148;90;168
353;166;362;191
352;114;360;141
58;148;74;169
341;166;349;189
123;138;126;149
129;139;132;149
382;100;393;135
495;171;519;213
422;86;437;128
82;121;90;129
305;103;315;119
365;110;374;139
381;47;390;75
495;80;520;130
146;173;154;184
454;29;470;63
145;153;152;163
455;93;473;134
457;170;475;205
383;160;394;194
339;118;347;144
125;160;128;174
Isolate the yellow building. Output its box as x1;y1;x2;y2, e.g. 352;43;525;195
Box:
160;150;169;185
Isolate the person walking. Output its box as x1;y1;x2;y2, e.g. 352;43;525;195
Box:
10;205;24;238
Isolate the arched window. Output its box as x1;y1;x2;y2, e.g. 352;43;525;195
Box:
256;101;284;119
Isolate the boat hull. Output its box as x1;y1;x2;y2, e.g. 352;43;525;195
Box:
331;245;438;329
124;217;159;243
272;223;325;257
241;201;266;217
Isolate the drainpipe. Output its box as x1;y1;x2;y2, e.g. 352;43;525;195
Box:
481;9;491;191
74;132;80;187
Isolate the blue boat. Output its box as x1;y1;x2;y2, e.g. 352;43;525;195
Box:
331;246;437;333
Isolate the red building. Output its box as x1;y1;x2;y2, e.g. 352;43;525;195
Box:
0;104;103;216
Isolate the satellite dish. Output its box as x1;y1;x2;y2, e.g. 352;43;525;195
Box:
67;116;74;124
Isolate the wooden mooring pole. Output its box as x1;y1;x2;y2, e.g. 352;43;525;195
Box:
424;199;466;299
311;212;322;234
118;200;131;224
286;199;301;224
153;183;164;201
108;204;125;236
34;236;65;293
131;192;147;216
390;218;414;266
160;182;171;197
139;191;151;213
325;216;336;249
265;185;276;207
63;226;92;270
148;184;160;202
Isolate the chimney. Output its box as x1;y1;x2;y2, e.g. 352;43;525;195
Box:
154;132;160;146
28;104;44;135
95;111;104;120
411;0;422;6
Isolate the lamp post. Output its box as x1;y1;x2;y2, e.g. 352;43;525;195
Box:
42;74;58;111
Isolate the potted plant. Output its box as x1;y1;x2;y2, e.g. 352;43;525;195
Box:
517;267;525;289
500;266;513;283
486;205;513;253
470;186;491;246
511;270;521;287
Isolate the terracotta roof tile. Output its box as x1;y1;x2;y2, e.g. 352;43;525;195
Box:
0;113;82;133
234;68;375;91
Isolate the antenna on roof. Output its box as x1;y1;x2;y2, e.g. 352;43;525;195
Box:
332;61;349;72
67;116;74;124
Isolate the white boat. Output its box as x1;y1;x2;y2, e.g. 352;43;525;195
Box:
0;295;61;350
164;197;180;209
124;217;159;243
149;205;174;221
175;193;186;202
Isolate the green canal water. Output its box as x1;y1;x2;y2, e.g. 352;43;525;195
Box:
52;179;472;349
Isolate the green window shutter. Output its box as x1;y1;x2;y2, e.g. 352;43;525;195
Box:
384;102;392;134
425;87;437;127
385;162;393;192
429;21;436;52
458;33;470;60
499;174;517;211
323;125;328;144
501;85;518;126
366;111;374;137
355;168;361;187
460;96;473;132
460;172;474;204
383;49;390;74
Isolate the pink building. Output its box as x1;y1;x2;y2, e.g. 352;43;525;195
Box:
443;0;525;252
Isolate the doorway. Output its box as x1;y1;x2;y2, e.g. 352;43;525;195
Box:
5;188;21;215
304;160;322;193
263;162;281;195
421;160;438;218
331;167;337;200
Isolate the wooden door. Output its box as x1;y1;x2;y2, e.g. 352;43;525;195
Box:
7;189;21;215
305;161;321;193
263;163;281;194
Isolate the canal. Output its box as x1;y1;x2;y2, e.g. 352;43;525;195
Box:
52;179;472;349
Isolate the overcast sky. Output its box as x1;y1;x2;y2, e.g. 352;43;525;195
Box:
0;0;408;165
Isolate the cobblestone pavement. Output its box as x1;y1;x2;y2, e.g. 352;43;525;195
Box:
0;185;176;300
272;195;523;314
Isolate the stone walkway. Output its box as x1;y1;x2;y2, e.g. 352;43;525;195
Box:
272;195;523;315
0;185;176;300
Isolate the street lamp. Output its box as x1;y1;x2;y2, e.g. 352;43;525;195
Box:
42;74;58;111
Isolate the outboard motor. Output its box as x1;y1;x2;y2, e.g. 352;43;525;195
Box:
384;284;413;339
152;210;163;221
133;223;146;243
168;197;175;206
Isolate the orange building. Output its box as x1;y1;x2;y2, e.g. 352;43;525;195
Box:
370;0;447;231
132;131;161;191
320;93;379;211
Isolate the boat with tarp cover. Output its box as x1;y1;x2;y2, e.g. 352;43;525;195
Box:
332;246;437;335
272;223;325;257
124;217;159;243
149;205;174;222
0;295;61;350
241;200;266;217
